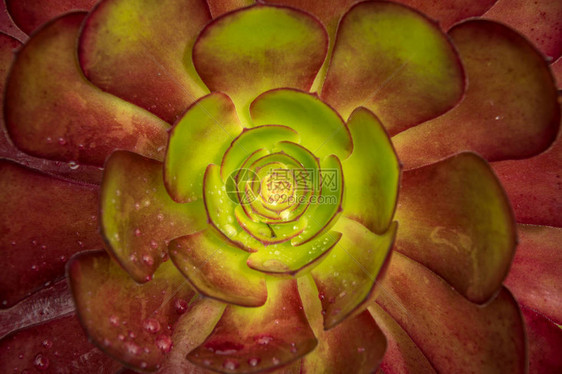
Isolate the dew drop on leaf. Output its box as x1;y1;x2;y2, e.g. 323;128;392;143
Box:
155;334;173;353
143;318;161;334
33;353;49;370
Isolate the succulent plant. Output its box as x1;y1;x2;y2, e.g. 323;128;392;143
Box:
0;0;560;373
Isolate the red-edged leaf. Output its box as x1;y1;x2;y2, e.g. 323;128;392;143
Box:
68;250;196;372
393;0;496;30
484;0;562;60
311;218;397;329
0;314;122;373
5;0;97;34
207;0;255;18
79;0;211;123
369;303;436;374
4;12;170;167
376;252;526;373
492;120;562;227
169;228;267;307
504;224;562;324
0;2;26;42
0;160;101;308
393;19;560;169
394;152;516;304
188;278;317;373
520;305;562;374
321;1;465;134
298;275;387;374
193;4;328;124
101;151;208;283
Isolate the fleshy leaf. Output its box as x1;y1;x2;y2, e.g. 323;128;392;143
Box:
394;0;496;29
0;160;101;308
393;19;560;169
204;164;264;252
298;275;387;374
321;1;464;134
4;12;170;167
484;0;562;60
157;297;226;374
0;3;26;42
311;218;397;329
520;305;562;374
342;107;400;234
169;228;267;307
207;0;255;18
234;205;306;244
193;4;328;124
0;314;122;373
375;252;526;373
291;155;343;245
101;151;207;283
165;92;243;203
250;89;352;159
394;152;516;304
68;250;196;372
247;231;342;275
492;120;562;227
221;125;298;181
5;0;97;34
188;278;317;373
79;0;211;123
504;224;562;324
369;303;435;374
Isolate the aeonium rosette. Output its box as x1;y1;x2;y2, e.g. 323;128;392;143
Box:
0;0;560;373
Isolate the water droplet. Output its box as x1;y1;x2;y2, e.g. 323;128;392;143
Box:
109;315;120;327
142;254;154;266
150;240;158;249
118;334;125;341
31;264;39;271
272;357;280;365
223;359;239;371
134;228;142;236
58;137;66;145
357;347;366;353
155;334;172;353
157;213;164;221
33;353;49;370
175;299;189;314
318;292;325;301
140;362;148;369
248;357;261;367
68;161;79;170
125;342;140;355
254;335;273;345
143;318;161;334
41;339;53;349
129;331;136;339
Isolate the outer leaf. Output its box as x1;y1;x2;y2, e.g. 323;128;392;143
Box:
394;152;516;304
5;0;97;34
0;3;26;42
169;228;267;307
393;19;560;169
484;0;562;60
68;250;196;372
207;0;255;18
193;4;328;124
165;92;243;203
298;275;387;374
0;160;101;308
321;1;464;134
376;252;526;374
311;218;397;329
520;305;562;374
250;89;352;159
101;151;207;283
394;0;496;29
343;107;400;234
4;12;170;167
369;303;436;374
504;224;562;324
0;314;122;373
493;119;562;227
79;0;211;123
188;278;317;373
